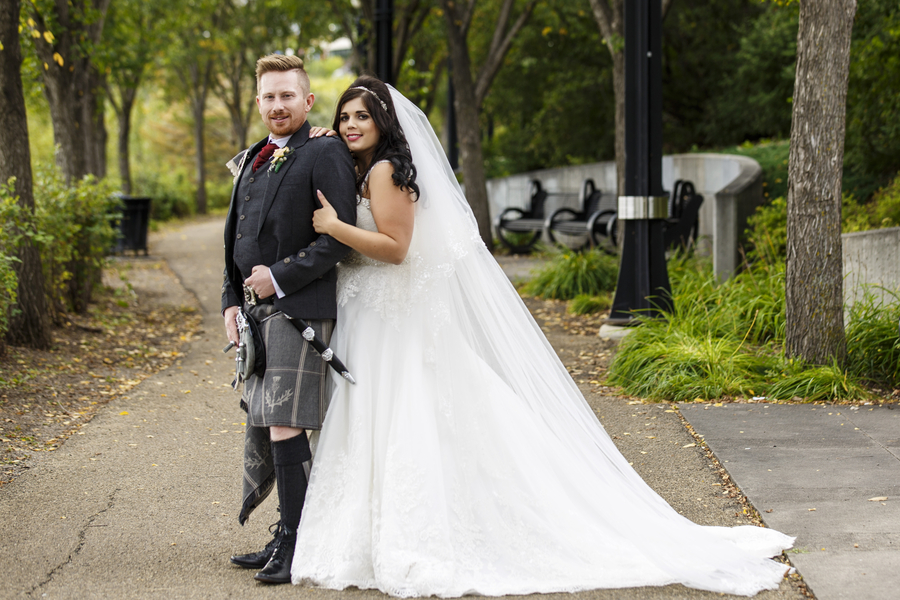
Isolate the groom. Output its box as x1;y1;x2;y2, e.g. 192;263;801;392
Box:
221;54;356;583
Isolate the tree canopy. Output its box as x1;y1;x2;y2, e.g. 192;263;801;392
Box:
10;0;900;216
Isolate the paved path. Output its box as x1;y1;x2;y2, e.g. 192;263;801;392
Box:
0;218;801;599
680;403;900;600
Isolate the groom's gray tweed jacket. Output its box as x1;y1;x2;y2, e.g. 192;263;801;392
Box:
222;121;357;319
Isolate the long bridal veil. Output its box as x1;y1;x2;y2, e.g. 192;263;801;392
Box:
293;87;794;597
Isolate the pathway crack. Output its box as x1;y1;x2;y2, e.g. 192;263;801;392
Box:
29;487;121;597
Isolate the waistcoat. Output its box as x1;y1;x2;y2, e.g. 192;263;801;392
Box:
232;157;270;279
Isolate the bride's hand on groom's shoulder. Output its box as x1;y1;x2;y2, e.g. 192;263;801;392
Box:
309;126;338;138
313;190;340;235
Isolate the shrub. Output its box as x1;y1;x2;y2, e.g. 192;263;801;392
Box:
0;178;29;344
743;182;898;265
744;196;787;264
523;248;618;300
132;172;194;222
729;139;790;203
32;165;120;316
842;173;900;233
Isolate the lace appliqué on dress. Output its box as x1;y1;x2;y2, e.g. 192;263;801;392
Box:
337;200;468;330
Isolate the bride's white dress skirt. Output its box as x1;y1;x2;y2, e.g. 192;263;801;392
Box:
290;202;793;598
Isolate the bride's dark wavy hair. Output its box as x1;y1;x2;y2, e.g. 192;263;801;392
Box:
333;76;419;199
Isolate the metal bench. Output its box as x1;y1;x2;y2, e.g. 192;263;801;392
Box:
546;179;618;254
494;179;549;253
664;180;703;250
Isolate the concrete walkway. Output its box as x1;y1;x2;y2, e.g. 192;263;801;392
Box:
680;403;900;600
0;218;805;599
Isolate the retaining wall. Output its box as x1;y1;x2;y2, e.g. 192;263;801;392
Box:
843;226;900;307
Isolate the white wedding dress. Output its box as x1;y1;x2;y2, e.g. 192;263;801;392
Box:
290;89;793;598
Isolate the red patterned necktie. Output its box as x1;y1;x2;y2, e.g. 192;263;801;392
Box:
252;142;279;172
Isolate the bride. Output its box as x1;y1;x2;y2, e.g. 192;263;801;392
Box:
290;76;793;597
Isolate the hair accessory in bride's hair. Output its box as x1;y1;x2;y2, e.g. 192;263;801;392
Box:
351;86;389;112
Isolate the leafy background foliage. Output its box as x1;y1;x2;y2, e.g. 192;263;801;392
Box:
8;0;900;402
31;166;121;318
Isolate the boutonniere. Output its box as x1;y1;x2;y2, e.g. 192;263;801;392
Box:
269;147;294;173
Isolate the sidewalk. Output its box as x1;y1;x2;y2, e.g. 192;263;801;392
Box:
0;218;804;599
680;402;900;600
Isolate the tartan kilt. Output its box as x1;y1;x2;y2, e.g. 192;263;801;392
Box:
241;303;334;430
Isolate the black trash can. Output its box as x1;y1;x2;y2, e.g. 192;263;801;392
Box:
115;196;151;255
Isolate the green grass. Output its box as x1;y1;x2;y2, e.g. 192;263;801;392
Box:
608;254;891;403
609;325;774;401
523;248;618;300
767;358;870;402
846;287;900;386
568;293;612;315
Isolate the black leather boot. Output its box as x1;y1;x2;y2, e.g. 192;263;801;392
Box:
254;433;311;584
230;521;282;569
253;525;297;583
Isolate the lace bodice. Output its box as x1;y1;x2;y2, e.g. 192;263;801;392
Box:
336;197;414;326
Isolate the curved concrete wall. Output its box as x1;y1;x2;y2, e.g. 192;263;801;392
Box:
843;226;900;307
485;153;764;279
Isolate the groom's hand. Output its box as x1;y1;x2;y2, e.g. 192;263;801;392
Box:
244;265;275;299
223;305;239;345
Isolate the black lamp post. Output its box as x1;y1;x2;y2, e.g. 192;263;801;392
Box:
374;0;394;84
607;0;673;324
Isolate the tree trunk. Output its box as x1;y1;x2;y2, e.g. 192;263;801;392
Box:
442;6;493;250
84;66;108;179
108;79;137;194
29;0;111;182
449;55;492;249
0;0;52;350
42;66;89;182
216;52;252;151
611;48;626;197
192;93;208;215
116;91;135;195
439;0;538;250
785;0;856;365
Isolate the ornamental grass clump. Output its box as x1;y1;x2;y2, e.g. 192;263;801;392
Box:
767;357;870;402
568;293;612;315
608;253;876;403
523;248;618;300
845;287;900;387
607;311;775;402
662;254;785;344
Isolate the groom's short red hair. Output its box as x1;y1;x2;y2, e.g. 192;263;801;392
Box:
255;54;310;96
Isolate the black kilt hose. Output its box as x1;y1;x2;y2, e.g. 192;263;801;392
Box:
242;303;333;430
